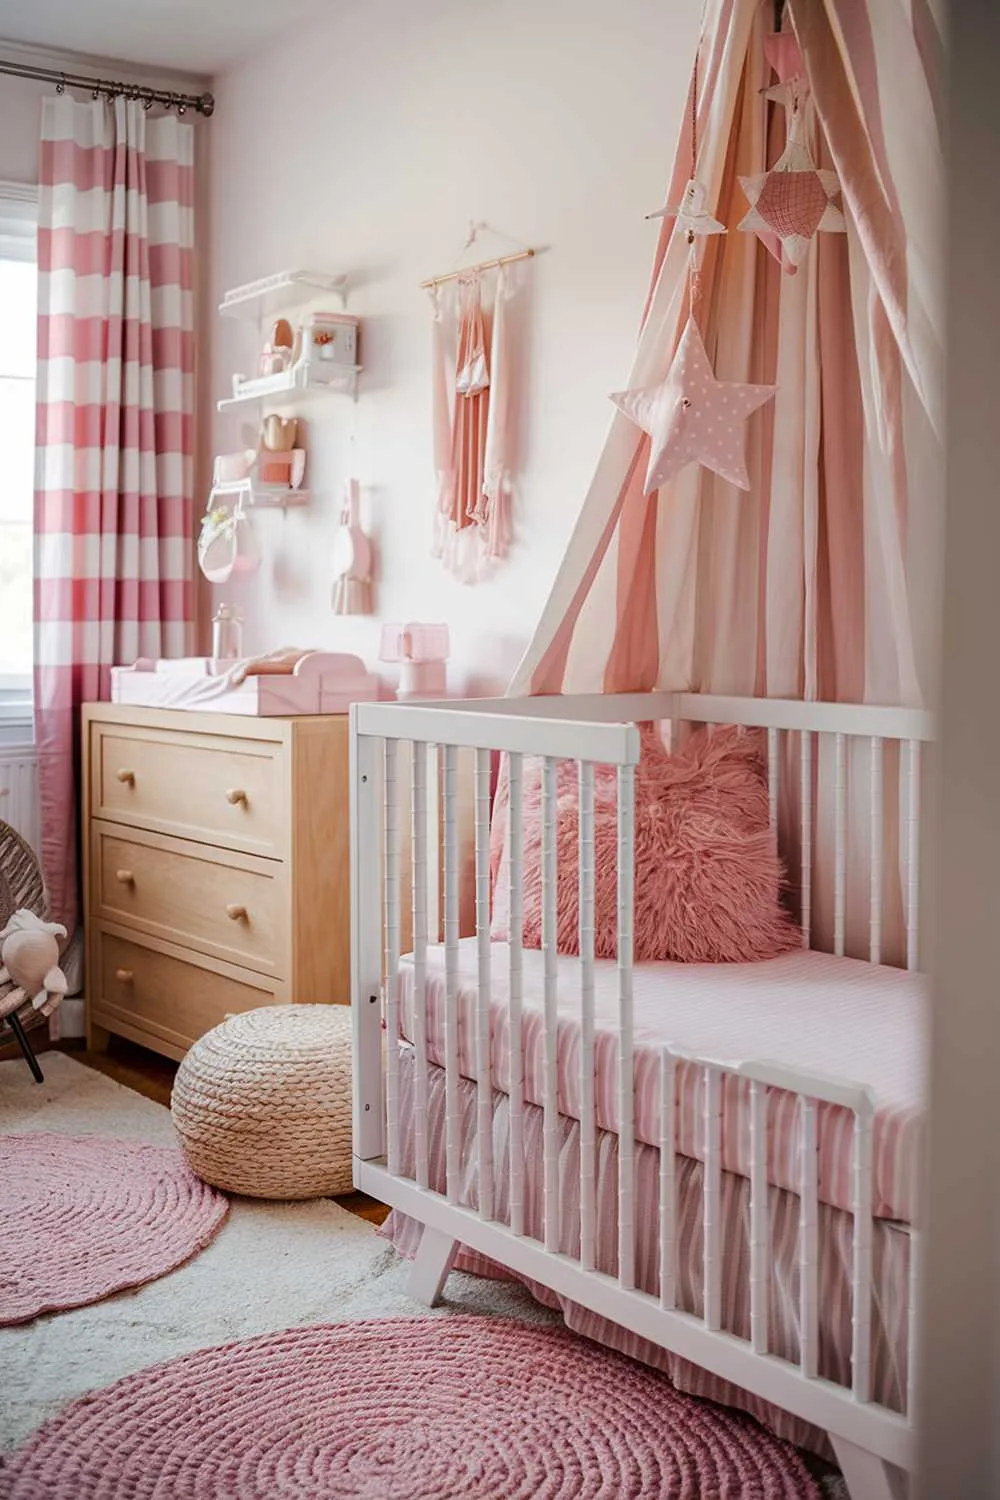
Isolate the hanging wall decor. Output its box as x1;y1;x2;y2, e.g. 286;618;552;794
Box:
424;223;533;583
331;479;374;615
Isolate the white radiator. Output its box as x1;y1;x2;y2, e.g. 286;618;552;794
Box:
0;745;39;853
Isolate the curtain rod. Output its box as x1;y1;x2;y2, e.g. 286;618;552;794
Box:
420;247;535;290
0;57;214;115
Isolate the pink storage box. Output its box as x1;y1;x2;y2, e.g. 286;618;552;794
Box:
110;651;381;716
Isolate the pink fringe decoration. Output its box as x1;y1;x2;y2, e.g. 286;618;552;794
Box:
493;726;799;964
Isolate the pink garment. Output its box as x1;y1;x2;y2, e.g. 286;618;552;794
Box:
385;1055;912;1462
430;267;518;581
395;938;926;1223
34;96;195;931
491;725;799;964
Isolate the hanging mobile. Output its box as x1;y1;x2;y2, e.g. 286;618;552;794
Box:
613;42;776;494
737;29;846;271
645;46;726;236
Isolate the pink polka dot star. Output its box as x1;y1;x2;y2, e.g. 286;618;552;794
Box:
611;316;777;494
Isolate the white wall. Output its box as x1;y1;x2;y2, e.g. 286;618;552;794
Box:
0;74;48;183
207;0;699;694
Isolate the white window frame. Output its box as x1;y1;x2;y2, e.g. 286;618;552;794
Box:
0;181;38;737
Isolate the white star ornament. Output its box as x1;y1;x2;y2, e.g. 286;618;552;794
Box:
646;178;726;237
611;317;776;494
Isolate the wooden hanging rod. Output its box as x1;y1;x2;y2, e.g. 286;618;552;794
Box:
420;247;535;289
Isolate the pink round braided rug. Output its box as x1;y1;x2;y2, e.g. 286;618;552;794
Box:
0;1315;821;1498
0;1132;228;1326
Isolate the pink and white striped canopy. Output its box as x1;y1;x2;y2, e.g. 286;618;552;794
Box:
511;0;942;708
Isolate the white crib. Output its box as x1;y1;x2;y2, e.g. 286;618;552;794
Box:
350;692;932;1500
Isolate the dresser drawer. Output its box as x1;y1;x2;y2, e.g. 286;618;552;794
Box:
93;927;280;1059
92;823;286;978
92;724;285;857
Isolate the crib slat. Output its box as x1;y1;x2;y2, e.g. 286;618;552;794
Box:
474;747;494;1221
542;756;560;1252
508;753;525;1237
800;1097;820;1378
703;1066;722;1331
617;763;636;1291
834;732;847;958
659;1049;677;1309
579;760;597;1272
851;1101;875;1402
411;740;429;1190
869;737;883;966
906;1124;924;1425
383;739;401;1176
442;744;461;1201
906;740;921;971
767;727;779;834
800;731;813;948
907;1225;922;1425
749;1079;769;1355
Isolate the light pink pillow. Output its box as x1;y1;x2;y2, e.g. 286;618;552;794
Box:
491;724;799;964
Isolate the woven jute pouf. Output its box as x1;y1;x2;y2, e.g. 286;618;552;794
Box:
171;1005;353;1200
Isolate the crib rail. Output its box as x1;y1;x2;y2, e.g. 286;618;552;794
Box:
350;692;930;1475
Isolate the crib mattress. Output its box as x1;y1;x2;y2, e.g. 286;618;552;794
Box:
396;941;926;1223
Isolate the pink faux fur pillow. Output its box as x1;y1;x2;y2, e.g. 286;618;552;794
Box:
491;724;799;963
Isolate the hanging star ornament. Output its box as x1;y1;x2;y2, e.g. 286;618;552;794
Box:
738;136;846;269
761;31;808;112
610;316;777;494
646;177;726;237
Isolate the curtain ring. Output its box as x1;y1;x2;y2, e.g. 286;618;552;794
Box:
56;73;66;94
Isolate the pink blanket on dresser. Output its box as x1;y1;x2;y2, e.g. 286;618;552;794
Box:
397;940;927;1223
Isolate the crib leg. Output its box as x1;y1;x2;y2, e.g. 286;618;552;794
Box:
830;1437;909;1500
408;1225;459;1307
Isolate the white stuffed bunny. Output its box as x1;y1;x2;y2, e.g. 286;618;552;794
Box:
0;908;69;1017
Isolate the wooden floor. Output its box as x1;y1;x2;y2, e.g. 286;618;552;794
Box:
5;1031;389;1226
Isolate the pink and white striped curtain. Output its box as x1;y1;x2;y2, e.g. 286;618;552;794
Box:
510;0;942;708
34;95;195;933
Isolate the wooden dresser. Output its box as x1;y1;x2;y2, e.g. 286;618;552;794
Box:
82;704;350;1060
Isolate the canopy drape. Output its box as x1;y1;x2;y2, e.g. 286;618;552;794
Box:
510;0;943;709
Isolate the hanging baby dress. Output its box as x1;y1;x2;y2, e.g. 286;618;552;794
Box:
430;266;518;582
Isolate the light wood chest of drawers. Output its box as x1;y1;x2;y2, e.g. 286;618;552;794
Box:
83;704;350;1060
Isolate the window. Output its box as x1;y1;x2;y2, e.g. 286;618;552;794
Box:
0;185;37;727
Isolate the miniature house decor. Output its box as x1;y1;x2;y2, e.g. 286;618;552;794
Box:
217;279;362;411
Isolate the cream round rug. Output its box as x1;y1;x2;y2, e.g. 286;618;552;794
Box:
0;1131;228;1326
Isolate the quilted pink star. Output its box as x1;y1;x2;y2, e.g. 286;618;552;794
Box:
611;316;776;494
738;139;845;269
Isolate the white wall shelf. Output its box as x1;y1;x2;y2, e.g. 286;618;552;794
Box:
217;361;360;411
207;478;309;510
218;269;348;321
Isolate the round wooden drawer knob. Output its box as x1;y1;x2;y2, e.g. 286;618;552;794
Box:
115;969;134;983
225;788;248;806
226;904;248;922
115;869;135;884
116;769;136;786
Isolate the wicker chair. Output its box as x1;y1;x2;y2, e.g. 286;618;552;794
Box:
0;819;51;1083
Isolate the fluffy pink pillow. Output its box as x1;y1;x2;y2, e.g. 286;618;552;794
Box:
491;724;799;963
